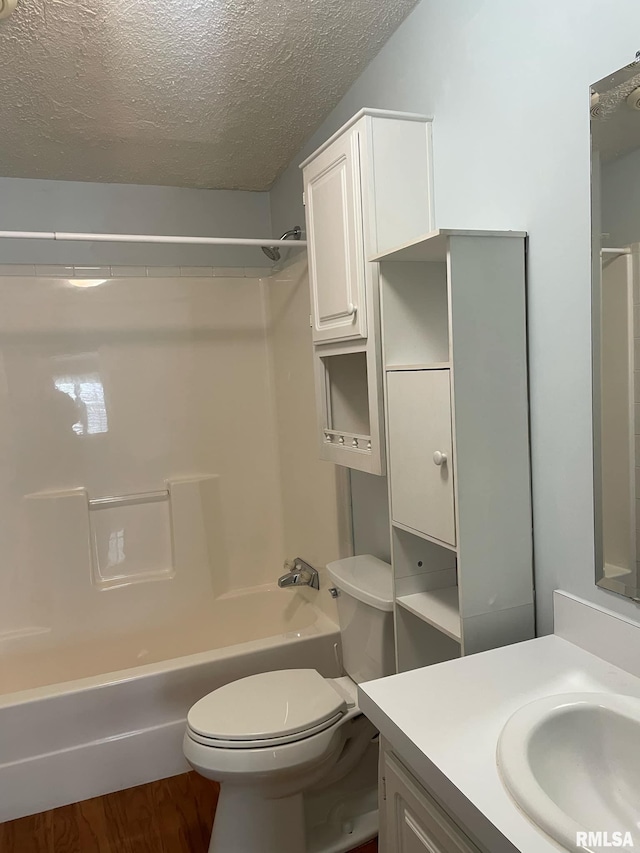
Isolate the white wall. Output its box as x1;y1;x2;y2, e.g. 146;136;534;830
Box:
0;178;272;268
271;0;640;633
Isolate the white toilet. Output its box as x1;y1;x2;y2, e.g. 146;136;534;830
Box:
183;555;394;853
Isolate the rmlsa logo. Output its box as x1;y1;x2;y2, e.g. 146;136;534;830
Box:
576;831;635;849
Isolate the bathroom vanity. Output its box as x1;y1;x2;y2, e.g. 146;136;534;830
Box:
359;592;640;853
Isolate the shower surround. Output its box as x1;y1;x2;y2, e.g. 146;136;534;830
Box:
0;258;349;819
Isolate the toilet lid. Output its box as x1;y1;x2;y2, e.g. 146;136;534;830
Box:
187;669;347;744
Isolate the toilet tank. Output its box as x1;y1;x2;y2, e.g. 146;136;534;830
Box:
326;555;394;683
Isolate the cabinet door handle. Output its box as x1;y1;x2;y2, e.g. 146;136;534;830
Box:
433;451;448;466
347;302;357;316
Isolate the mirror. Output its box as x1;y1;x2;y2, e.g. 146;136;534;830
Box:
592;57;640;601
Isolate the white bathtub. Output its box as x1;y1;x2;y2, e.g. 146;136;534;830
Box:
0;587;340;822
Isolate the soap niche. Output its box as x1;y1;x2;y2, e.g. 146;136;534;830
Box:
90;500;174;590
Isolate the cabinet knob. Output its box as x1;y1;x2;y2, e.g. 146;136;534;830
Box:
347;303;357;317
433;451;448;466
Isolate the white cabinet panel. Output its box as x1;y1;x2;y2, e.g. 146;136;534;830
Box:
383;751;481;853
304;126;367;344
387;370;456;547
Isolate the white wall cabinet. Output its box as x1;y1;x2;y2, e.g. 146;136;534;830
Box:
303;128;367;344
387;370;456;547
377;229;534;665
301;109;434;474
381;745;483;853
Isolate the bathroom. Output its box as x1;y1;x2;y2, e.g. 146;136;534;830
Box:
1;0;640;851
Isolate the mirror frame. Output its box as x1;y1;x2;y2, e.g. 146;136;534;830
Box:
592;58;640;602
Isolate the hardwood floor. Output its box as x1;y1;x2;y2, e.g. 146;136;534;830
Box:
0;772;378;852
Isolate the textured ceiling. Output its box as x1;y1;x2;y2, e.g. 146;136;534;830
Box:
0;0;419;190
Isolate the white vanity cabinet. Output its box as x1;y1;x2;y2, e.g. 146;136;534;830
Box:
301;108;434;474
381;746;484;853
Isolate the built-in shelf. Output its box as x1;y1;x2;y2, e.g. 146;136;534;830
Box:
392;520;458;554
385;362;451;372
370;228;527;263
396;588;461;642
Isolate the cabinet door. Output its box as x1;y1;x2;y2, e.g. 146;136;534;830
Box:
303;126;368;344
387;370;456;546
383;752;481;853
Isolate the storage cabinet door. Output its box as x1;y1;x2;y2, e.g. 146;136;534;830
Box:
387;370;456;546
303;127;367;344
383;752;481;853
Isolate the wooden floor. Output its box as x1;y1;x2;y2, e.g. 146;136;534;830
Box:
0;772;378;852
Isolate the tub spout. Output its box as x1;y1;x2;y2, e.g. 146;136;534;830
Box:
278;558;320;590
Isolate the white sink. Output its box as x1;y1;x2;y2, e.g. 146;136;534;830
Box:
497;693;640;852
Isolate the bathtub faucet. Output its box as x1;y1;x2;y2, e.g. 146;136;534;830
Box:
278;557;320;590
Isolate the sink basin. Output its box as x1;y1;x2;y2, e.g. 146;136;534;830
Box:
497;693;640;851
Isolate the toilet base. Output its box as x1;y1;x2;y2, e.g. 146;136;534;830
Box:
305;736;379;853
209;786;306;853
207;737;379;853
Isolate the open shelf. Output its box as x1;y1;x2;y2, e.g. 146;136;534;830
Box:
395;605;461;673
392;520;457;554
370;228;527;263
321;351;370;435
396;588;461;642
380;260;449;367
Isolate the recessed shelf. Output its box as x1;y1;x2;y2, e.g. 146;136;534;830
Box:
370;228;527;263
391;520;458;554
386;362;451;372
396;588;461;642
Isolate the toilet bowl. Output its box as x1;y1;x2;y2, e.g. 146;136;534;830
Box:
184;671;376;853
184;555;394;853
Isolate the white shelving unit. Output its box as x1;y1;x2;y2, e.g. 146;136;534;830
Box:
301;106;534;671
377;229;534;670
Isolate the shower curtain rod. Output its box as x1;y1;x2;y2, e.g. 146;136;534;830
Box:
0;230;308;248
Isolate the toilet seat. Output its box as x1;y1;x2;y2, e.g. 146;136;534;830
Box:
186;669;349;749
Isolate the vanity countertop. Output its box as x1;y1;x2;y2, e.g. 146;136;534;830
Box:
358;633;640;853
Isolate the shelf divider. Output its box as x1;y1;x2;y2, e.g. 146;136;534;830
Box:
385;362;450;372
391;520;458;554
